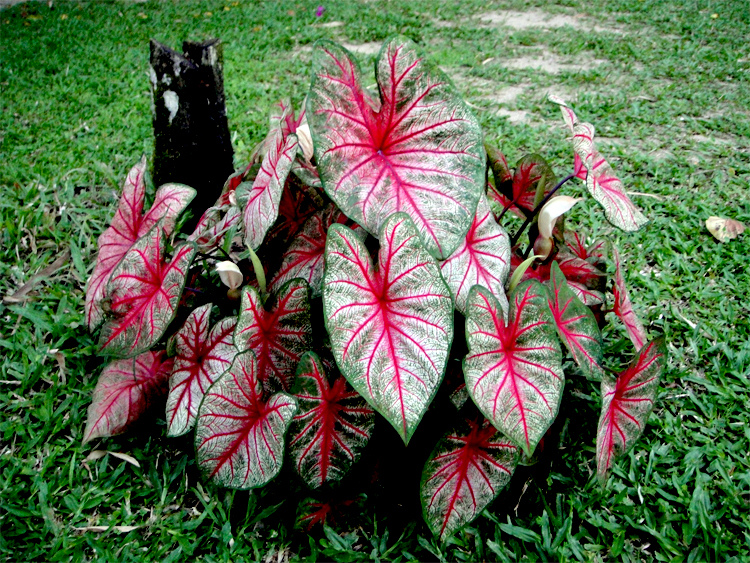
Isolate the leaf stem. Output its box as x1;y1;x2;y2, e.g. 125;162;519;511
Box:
510;173;576;246
246;245;266;296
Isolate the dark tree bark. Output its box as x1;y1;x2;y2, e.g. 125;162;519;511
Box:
150;38;234;230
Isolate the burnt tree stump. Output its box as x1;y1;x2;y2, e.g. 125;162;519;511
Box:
150;38;234;230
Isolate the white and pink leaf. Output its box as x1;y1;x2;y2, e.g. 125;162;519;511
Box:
85;157;195;329
288;352;374;488
98;225;196;358
546;262;603;378
323;213;453;444
83;350;172;443
268;204;360;298
243;123;299;250
166;304;238;437
195;350;297;489
308;38;484;259
234;279;313;392
596;340;665;483
440;194;510;315
464;282;564;455
420;418;518;541
612;247;648;350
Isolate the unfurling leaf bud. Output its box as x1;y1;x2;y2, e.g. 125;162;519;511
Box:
216;261;243;290
296;123;314;162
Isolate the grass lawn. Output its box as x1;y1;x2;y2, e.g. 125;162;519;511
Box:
1;0;749;560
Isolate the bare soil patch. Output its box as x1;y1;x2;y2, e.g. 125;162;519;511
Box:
500;48;607;74
475;9;624;34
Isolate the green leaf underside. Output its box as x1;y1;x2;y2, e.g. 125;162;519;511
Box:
98;224;196;358
288;352;374;488
546;262;603;377
166;304;238;437
308;37;484;259
83;351;172;443
234;279;313;392
421;418;518;541
440;193;510;315
596;340;665;483
464;283;564;455
323;213;453;444
195;351;297;490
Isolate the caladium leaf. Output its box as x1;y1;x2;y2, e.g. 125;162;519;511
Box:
166;305;238;437
323;213;453;444
510;154;556;214
421;418;518;541
596;339;665;484
234;279;313;392
556;254;605;287
464;283;564;455
564;232;605;263
85;157;196;330
98;224;196;357
612;247;647;350
584;146;648;232
568;282;605;307
264;179;325;250
546;262;603;378
243;124;299;250
308;37;484;259
83;351;172;443
269;205;360;298
440;194;510;315
509;252;604;299
288;352;375;488
189;205;242;254
550;95;647;232
195;350;297;489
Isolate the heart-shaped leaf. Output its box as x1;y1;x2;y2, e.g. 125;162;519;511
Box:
546;262;603;377
323;213;453;444
83;351;172;443
98;224;196;358
235;279;313;392
85;157;195;330
195;350;297;489
596;339;665;483
166;304;238;437
288;352;375;488
440;194;510;315
269;205;360;298
243;120;299;250
612;247;647;350
421;418;518;541
308;37;484;259
511;154;556;214
464;282;564;455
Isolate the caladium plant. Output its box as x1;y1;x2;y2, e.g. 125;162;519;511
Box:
81;36;666;544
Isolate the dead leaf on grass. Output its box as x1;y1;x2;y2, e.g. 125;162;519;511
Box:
3;249;70;303
73;525;140;533
84;450;141;468
706;216;746;242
